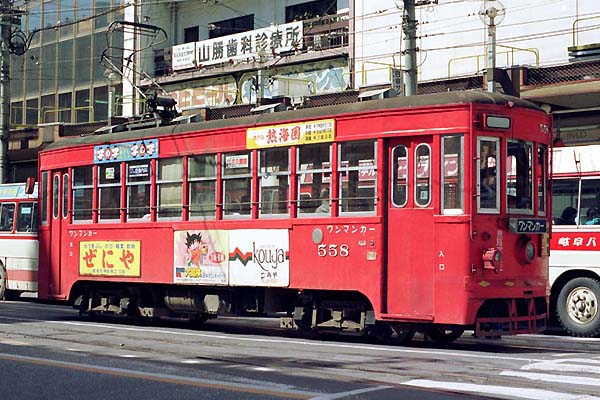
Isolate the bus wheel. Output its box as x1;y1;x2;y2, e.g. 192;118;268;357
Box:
0;266;6;300
557;277;600;337
425;326;465;344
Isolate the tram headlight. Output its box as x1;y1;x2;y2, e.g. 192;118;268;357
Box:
516;236;536;264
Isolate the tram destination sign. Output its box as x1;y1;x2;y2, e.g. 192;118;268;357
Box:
508;218;548;234
247;119;335;149
94;139;159;164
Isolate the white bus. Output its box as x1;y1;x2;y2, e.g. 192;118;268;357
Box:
551;144;600;336
0;181;38;300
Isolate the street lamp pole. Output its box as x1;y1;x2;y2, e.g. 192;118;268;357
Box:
104;69;120;129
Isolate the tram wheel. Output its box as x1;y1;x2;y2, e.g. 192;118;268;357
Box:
557;277;600;337
425;326;465;344
391;324;416;345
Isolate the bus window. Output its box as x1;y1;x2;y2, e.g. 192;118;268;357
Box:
189;154;216;219
73;166;93;222
391;145;408;207
0;203;15;232
580;179;600;225
157;158;183;219
552;178;579;224
41;171;48;225
339;141;376;214
127;161;151;220
478;137;499;212
442;135;463;213
415;144;431;207
17;202;37;232
259;148;289;216
507;140;533;213
223;152;251;217
297;144;331;215
98;163;121;221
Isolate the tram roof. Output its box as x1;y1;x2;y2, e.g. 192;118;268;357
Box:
44;90;544;151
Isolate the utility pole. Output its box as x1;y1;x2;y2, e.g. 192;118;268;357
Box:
0;0;11;183
403;0;417;96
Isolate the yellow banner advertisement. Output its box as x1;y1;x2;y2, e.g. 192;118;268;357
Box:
247;119;335;149
79;241;141;277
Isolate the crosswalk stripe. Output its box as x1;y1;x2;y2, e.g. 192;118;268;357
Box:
501;370;600;387
402;379;600;400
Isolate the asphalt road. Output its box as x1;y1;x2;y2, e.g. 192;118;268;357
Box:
1;299;599;400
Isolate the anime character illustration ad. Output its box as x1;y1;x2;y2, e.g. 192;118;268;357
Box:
173;230;228;284
229;229;289;287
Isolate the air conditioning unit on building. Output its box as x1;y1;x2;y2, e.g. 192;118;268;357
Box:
267;76;312;99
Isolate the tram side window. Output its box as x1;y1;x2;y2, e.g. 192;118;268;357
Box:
17;202;37;232
98;163;121;221
223;152;252;217
73;166;93;222
259;148;290;216
507;140;533;212
297;144;331;215
442;135;463;213
478;137;499;211
127;161;151;221
415;144;431;207
551;178;578;224
0;203;15;231
537;145;547;215
189;154;217;219
391;145;408;207
40;171;48;225
339;141;376;213
580;179;600;225
157;158;183;219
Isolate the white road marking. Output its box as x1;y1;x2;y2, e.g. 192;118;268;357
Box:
402;379;600;400
180;359;203;364
118;354;138;358
520;358;600;375
252;366;274;371
501;370;600;387
0;338;30;346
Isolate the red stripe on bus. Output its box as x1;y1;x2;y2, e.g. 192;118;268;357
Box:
6;269;38;282
550;231;600;251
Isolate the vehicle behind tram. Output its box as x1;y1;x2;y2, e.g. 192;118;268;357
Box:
0;181;38;300
36;91;551;343
550;144;600;337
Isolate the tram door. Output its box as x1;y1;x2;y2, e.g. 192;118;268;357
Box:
386;138;435;317
48;171;69;297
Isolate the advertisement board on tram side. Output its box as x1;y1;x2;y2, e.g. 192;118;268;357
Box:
79;241;141;277
173;230;229;285
173;229;289;287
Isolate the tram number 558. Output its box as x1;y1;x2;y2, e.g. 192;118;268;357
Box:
317;244;349;257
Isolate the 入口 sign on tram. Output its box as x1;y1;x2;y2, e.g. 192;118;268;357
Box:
247;119;335;149
172;20;303;70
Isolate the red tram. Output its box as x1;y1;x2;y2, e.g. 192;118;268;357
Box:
37;91;551;343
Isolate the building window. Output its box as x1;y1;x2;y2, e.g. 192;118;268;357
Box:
209;14;254;39
184;26;199;43
285;0;337;22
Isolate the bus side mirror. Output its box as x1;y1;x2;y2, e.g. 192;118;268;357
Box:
25;176;35;195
